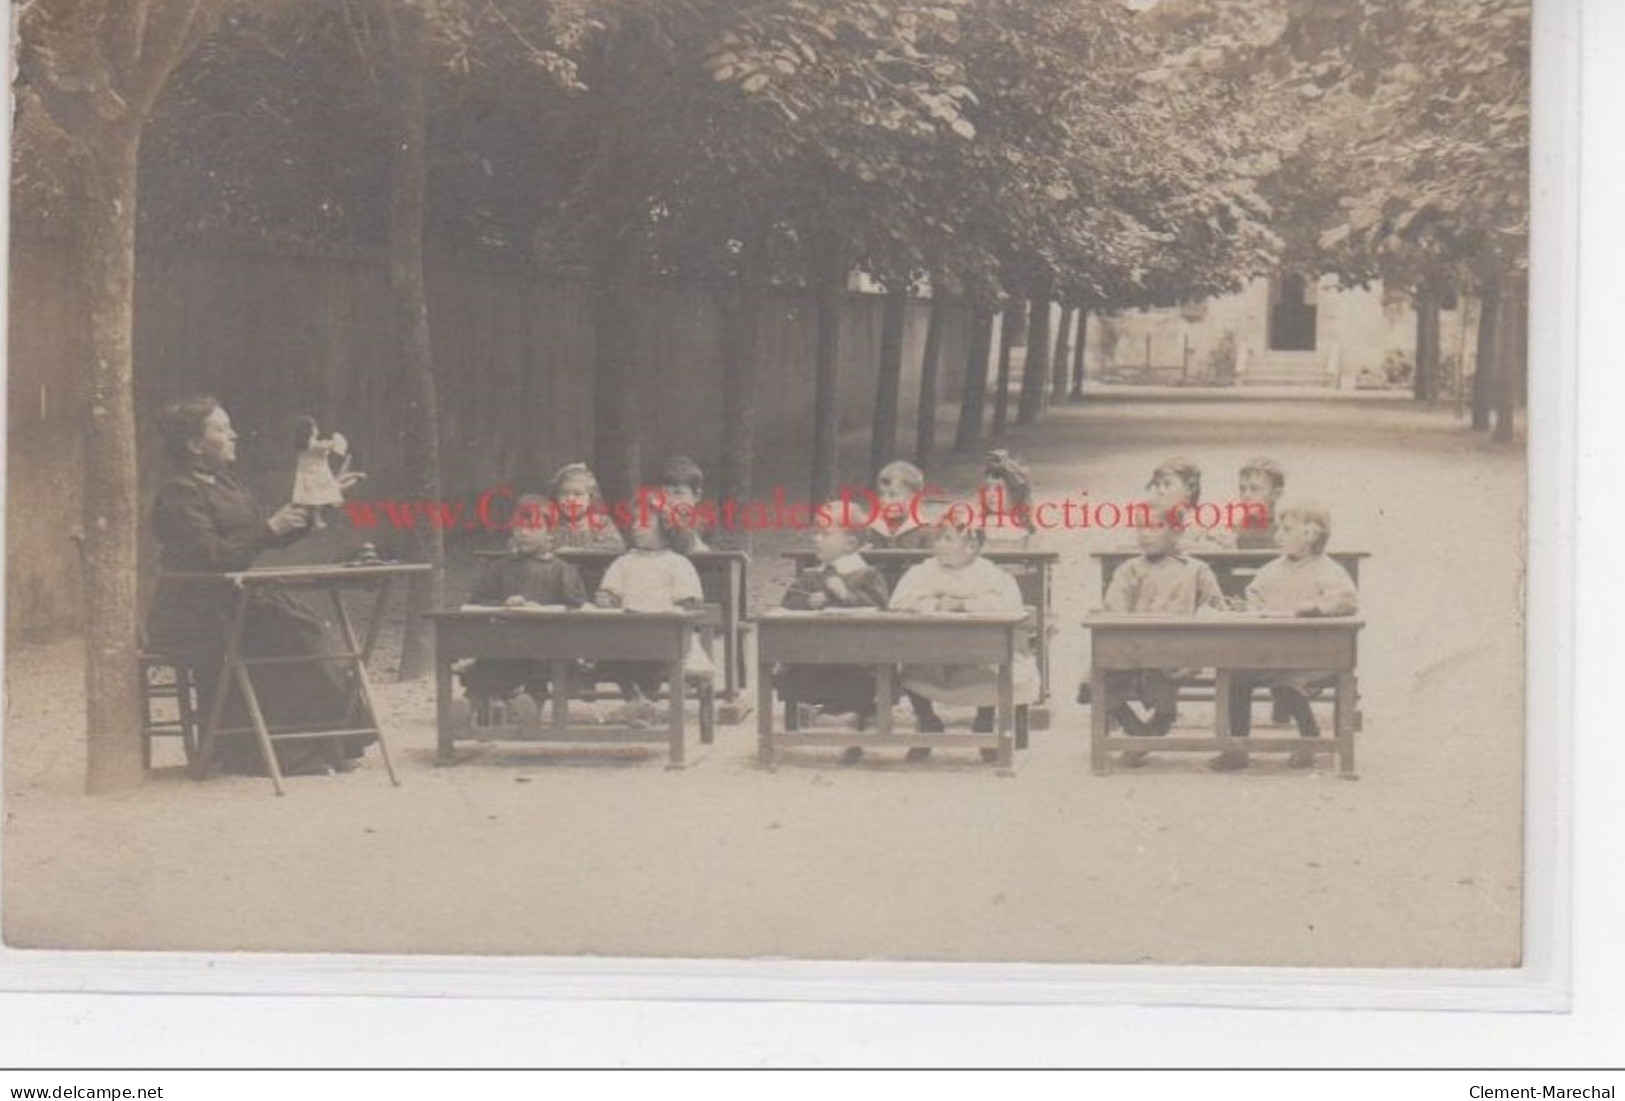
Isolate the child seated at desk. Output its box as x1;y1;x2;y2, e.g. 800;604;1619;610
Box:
865;460;933;549
1233;456;1287;549
657;454;714;553
1146;455;1227;551
549;462;625;551
889;509;1039;762
776;505;891;764
1099;503;1227;767
1213;500;1359;772
459;498;589;725
594;505;710;725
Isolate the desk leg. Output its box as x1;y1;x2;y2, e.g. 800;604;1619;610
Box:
757;660;775;769
331;590;398;787
435;653;455;765
1089;663;1108;775
666;654;686;768
1336;672;1357;776
735;561;749;692
997;646;1015;772
875;666;895;739
723;566;741;701
1215;670;1243;765
194;592;251;781
233;660;285;797
551;660;571;736
1036;568;1051;704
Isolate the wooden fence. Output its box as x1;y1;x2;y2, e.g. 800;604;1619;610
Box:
6;239;969;640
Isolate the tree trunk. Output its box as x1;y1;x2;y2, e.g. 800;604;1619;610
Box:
717;273;762;509
869;285;908;481
1017;294;1051;424
1070;309;1089;399
75;129;146;793
809;242;844;505
991;306;1018;439
591;236;643;506
25;0;224;792
1472;281;1500;430
1414;283;1441;403
953;305;995;452
383;3;446;681
1494;271;1526;443
913;293;948;464
1051;305;1074;403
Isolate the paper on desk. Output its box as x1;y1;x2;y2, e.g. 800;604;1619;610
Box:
457;602;569;613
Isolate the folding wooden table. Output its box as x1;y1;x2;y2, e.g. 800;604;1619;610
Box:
163;562;430;795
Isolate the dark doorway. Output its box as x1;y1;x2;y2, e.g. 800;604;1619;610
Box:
1269;273;1318;351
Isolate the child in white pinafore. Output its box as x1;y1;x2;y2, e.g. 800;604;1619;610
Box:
888;511;1040;761
1213;500;1359;772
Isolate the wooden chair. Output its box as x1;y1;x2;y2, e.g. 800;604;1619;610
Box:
138;651;202;769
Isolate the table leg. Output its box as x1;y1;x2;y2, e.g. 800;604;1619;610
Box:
1215;669;1243;765
1336;672;1357;775
666;653;686;768
194;591;251;781
232;659;286;797
331;589;398;787
757;660;775;769
875;666;895;738
435;651;455;765
997;641;1015;772
1036;567;1051;704
551;660;571;735
722;564;741;701
736;560;749;691
1090;662;1108;775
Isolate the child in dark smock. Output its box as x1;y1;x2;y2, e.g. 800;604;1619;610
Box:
1100;503;1226;767
461;497;588;719
1213;500;1359;772
775;506;891;763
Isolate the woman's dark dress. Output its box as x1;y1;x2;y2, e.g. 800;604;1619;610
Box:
147;467;370;774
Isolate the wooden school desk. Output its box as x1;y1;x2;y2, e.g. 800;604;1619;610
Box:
1092;548;1370;601
429;607;714;767
780;548;1059;703
754;609;1028;771
1082;613;1363;776
553;549;751;706
162;562;430;796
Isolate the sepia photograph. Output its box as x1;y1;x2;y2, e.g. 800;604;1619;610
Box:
3;0;1533;974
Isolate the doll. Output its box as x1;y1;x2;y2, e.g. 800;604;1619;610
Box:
292;415;365;529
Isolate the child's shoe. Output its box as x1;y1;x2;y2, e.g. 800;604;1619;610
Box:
1208;750;1250;772
1118;749;1151;768
1288;744;1318;769
905;747;933;762
839;746;865;765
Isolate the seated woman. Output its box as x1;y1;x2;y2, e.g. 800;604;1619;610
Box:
146;395;371;776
